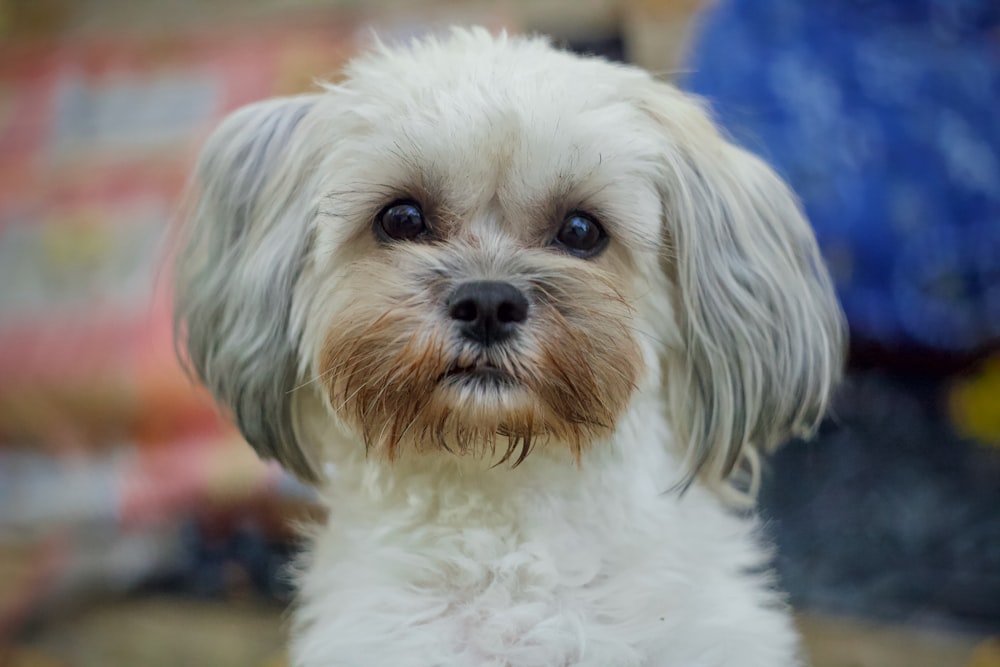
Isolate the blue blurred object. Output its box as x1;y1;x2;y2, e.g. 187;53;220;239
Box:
685;0;1000;353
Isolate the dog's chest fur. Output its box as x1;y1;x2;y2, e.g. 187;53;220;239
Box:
291;406;801;667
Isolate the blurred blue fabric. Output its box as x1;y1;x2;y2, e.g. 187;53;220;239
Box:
684;0;1000;353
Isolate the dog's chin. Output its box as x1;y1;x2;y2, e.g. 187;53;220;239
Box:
387;362;559;466
322;347;609;465
439;362;517;389
434;366;542;434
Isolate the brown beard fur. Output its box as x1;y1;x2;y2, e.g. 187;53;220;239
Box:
319;259;642;467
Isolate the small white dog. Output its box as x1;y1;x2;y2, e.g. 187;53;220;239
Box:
174;28;844;667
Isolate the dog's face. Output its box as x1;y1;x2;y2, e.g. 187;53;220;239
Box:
300;36;665;467
175;29;844;492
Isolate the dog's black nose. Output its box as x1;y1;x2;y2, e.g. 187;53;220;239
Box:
447;281;528;346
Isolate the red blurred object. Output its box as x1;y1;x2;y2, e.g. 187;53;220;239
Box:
0;24;355;452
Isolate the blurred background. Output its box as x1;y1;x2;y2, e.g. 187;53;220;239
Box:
0;0;997;665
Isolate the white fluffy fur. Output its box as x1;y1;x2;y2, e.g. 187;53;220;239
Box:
175;28;845;667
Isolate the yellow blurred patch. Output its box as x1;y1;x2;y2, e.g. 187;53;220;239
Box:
950;355;1000;447
968;638;1000;667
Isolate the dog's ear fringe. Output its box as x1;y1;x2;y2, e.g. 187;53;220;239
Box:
173;94;324;483
638;81;847;505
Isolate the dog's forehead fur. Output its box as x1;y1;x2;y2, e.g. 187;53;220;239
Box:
310;30;663;258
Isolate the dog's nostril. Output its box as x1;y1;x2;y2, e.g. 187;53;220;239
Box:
449;298;479;323
447;281;528;346
496;298;527;324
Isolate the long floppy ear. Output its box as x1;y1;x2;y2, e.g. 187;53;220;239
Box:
639;82;846;497
173;95;322;482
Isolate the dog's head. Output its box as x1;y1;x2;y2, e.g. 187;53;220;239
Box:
174;29;844;494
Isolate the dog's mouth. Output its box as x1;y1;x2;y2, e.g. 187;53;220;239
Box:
440;360;516;387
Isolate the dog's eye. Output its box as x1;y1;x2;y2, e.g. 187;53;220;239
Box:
377;201;427;241
552;212;608;257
